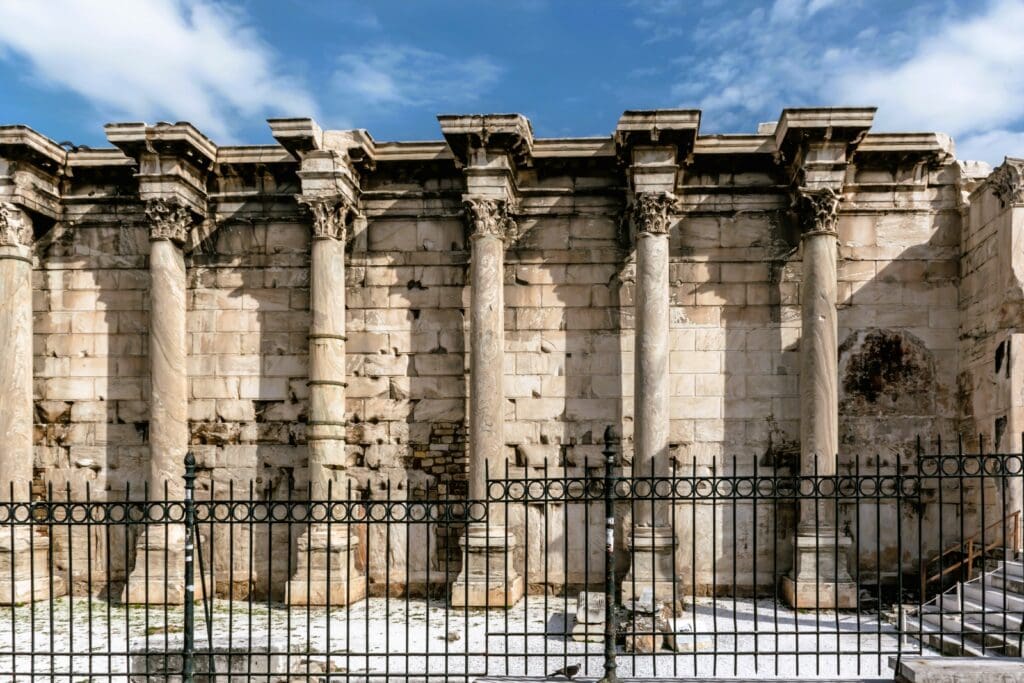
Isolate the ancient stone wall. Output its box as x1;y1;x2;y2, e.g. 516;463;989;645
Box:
2;113;1018;597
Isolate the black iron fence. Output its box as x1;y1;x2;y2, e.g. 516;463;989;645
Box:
0;434;1021;681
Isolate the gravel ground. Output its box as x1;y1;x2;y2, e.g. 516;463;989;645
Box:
0;595;930;680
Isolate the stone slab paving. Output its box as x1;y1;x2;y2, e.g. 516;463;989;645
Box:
0;596;936;680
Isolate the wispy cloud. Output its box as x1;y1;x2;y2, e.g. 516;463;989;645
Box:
0;0;316;142
832;0;1024;162
642;0;1024;163
332;45;501;110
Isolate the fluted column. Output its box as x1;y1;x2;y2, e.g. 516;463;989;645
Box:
783;186;856;608
123;198;191;604
451;197;524;607
286;195;365;605
0;203;60;604
0;203;34;503
623;191;678;605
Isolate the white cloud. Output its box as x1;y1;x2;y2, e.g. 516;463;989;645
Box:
0;0;316;142
832;0;1024;143
333;45;501;109
657;0;1024;164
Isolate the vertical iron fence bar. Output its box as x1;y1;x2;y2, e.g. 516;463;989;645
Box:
182;452;196;683
599;425;618;683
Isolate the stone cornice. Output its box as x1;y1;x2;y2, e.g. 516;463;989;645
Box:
0;202;33;247
145;198;192;245
438;114;534;169
990;158;1024;208
631;191;676;236
796;186;841;238
297;194;358;242
463;197;517;241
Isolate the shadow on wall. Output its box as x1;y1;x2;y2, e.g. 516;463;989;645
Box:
35;194;150;599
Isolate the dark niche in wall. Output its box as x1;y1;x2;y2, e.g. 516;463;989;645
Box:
839;328;936;416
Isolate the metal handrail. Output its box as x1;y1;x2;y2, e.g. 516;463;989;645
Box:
921;509;1021;595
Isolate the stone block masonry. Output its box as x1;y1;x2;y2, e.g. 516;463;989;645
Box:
0;110;1020;603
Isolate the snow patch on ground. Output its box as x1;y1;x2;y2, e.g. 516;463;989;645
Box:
0;595;930;679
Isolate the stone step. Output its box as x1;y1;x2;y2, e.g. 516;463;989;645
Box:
925;600;1022;657
903;613;987;657
892;656;1024;683
985;573;1024;595
959;582;1024;614
942;593;1024;629
1000;560;1024;578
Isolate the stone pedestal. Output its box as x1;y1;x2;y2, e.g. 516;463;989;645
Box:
450;522;523;608
124;200;191;604
624;192;678;604
285;524;366;606
571;590;606;642
0;528;63;604
122;524;187;605
786;186;855;609
621;525;679;606
782;532;857;608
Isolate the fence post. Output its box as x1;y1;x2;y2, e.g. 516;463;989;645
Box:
599;425;618;683
182;451;196;683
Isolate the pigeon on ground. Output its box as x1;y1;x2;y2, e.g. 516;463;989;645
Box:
548;663;581;679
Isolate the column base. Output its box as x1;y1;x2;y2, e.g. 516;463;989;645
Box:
781;576;857;609
622;524;680;609
285;524;366;606
450;522;524;608
783;531;857;609
0;528;65;604
122;525;185;605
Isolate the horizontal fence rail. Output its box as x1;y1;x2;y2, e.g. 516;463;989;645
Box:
0;436;1020;681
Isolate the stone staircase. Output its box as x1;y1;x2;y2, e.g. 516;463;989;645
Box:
904;560;1024;657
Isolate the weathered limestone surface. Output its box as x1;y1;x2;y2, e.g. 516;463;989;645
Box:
0;109;1016;603
0;202;61;604
274;123;370;606
618;110;696;606
123;200;190;605
445;115;530;607
0;202;35;502
779;110;871;609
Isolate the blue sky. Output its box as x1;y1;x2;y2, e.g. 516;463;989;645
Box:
1;0;1023;165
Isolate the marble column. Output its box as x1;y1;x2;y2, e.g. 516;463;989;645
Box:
783;186;856;608
623;191;678;606
0;202;60;604
286;195;365;605
123;198;191;604
451;197;524;607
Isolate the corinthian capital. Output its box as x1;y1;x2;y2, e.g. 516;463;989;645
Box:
298;195;357;241
145;198;192;244
796;186;840;237
991;159;1024;208
631;192;676;235
464;197;517;241
0;202;33;247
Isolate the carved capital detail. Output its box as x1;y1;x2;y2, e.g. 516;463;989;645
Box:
298;195;357;242
145;198;192;244
631;192;676;235
464;197;517;241
991;159;1024;208
0;202;33;247
796;186;841;237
